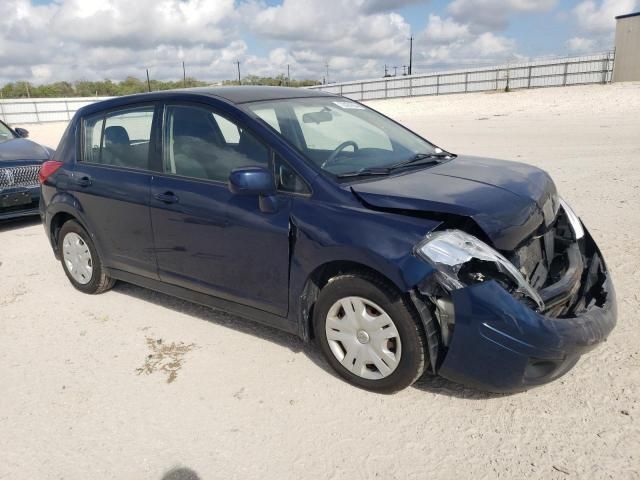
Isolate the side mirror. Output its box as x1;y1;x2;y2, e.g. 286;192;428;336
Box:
14;127;29;138
228;166;275;196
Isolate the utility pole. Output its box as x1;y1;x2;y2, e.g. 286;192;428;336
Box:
384;64;389;77
182;61;186;88
146;69;151;92
235;61;241;85
409;35;413;75
287;64;291;86
325;63;330;84
393;66;398;76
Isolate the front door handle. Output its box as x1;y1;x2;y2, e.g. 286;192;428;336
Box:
154;192;179;204
75;175;92;187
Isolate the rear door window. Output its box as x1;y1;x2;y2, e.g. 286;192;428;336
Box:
82;106;155;169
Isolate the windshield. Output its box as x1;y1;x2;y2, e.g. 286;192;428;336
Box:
245;97;442;176
0;121;16;144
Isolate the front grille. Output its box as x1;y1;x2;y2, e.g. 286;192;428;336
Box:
0;165;40;188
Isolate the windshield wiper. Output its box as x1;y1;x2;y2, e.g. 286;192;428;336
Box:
336;152;455;178
336;167;391;178
388;152;455;170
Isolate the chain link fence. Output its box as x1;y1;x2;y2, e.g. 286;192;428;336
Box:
308;52;615;101
0;97;112;125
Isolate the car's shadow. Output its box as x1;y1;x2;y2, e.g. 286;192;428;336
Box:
0;216;41;233
161;467;200;480
114;281;507;400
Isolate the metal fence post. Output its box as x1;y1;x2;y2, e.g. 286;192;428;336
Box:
339;85;343;96
464;73;468;93
562;61;569;86
360;82;364;101
527;66;532;88
601;53;611;84
384;80;388;99
409;78;413;97
610;49;616;83
436;75;440;95
65;100;71;120
495;70;499;90
34;101;40;123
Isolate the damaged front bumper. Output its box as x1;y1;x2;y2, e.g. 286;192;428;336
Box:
414;232;617;393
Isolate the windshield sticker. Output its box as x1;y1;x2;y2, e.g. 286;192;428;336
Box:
332;101;366;110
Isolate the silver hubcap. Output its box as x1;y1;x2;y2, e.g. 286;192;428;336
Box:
62;232;93;285
325;296;402;380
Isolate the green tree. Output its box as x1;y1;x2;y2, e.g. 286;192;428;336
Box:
0;75;320;99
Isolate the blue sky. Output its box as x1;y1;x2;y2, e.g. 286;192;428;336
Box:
1;0;637;84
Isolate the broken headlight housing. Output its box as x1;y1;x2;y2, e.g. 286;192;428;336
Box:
559;197;584;240
416;230;544;310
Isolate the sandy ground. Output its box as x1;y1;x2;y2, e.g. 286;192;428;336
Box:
2;83;639;479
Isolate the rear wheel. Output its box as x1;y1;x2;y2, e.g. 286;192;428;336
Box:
58;220;114;294
314;273;427;393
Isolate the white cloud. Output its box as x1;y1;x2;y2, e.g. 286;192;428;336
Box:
0;0;245;84
0;0;592;86
414;13;518;70
359;0;427;13
566;36;597;53
247;0;410;56
51;0;238;48
448;0;558;30
423;14;471;43
573;0;638;34
243;0;412;79
471;32;516;56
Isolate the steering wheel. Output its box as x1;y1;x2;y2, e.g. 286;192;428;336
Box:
321;141;359;169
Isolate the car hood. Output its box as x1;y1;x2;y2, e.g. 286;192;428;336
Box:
350;155;559;251
0;138;52;163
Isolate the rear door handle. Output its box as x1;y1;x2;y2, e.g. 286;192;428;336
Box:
75;175;92;187
154;192;179;204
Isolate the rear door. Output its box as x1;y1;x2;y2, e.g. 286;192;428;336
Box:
149;102;293;316
71;104;158;278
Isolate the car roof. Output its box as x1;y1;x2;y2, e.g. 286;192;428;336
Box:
77;86;336;117
188;86;335;104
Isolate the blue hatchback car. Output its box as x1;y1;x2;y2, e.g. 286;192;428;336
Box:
40;87;616;393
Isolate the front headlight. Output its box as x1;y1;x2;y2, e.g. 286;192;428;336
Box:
416;230;544;310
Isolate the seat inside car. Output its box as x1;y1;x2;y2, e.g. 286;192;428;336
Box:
171;108;223;180
103;125;131;166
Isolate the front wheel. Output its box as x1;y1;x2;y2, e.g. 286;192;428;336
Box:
313;273;427;393
58;220;115;294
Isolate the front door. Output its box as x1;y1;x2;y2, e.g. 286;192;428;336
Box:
149;103;291;316
71;104;158;278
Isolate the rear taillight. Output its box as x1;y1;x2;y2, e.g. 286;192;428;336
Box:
38;160;63;184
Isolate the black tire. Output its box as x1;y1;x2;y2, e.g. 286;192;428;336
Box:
58;220;115;294
313;272;427;394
